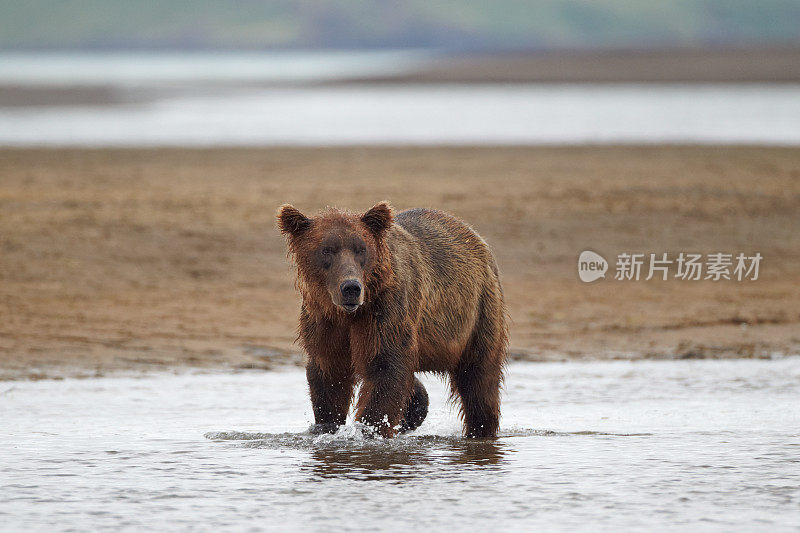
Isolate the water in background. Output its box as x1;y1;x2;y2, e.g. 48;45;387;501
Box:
0;51;435;86
2;358;800;531
0;52;799;146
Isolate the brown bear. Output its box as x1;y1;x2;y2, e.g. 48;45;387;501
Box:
277;202;508;438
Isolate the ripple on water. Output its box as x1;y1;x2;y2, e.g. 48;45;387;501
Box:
4;359;800;531
203;425;653;453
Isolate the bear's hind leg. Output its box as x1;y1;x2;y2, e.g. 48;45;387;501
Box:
451;357;502;438
399;377;429;433
451;291;507;439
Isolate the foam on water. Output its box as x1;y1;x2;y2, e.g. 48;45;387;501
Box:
2;358;800;531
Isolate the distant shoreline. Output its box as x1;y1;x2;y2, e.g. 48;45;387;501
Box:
2;47;800;108
343;47;800;84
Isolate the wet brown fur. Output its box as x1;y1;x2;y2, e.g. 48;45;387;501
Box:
278;202;508;438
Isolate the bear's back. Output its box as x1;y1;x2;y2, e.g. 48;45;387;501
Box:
394;208;493;276
390;208;502;371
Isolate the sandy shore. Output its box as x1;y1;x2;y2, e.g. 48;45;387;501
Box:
1;146;799;379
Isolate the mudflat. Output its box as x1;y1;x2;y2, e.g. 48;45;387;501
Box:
1;146;798;379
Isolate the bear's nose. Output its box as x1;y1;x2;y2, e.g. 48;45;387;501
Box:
340;280;362;301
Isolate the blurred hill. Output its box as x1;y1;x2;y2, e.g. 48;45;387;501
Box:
1;0;799;51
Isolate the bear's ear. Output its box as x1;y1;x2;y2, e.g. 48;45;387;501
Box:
277;204;312;237
361;201;393;237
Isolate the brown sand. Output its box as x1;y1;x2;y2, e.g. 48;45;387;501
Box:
1;146;799;380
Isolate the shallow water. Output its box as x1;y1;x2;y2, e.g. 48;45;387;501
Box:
2;358;800;531
2;51;799;146
1;84;799;146
0;51;434;85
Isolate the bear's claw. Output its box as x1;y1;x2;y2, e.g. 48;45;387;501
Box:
399;377;429;433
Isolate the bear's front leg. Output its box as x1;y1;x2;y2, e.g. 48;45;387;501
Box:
354;329;416;438
306;358;355;434
300;307;354;434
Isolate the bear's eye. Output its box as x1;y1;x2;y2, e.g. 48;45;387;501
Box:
321;247;334;256
355;247;366;255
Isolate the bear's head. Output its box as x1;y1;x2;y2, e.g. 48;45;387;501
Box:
277;202;393;315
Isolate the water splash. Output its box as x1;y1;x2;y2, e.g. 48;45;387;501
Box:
203;424;652;454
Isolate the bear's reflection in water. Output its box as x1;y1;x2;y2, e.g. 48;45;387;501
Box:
222;429;508;481
304;439;507;481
